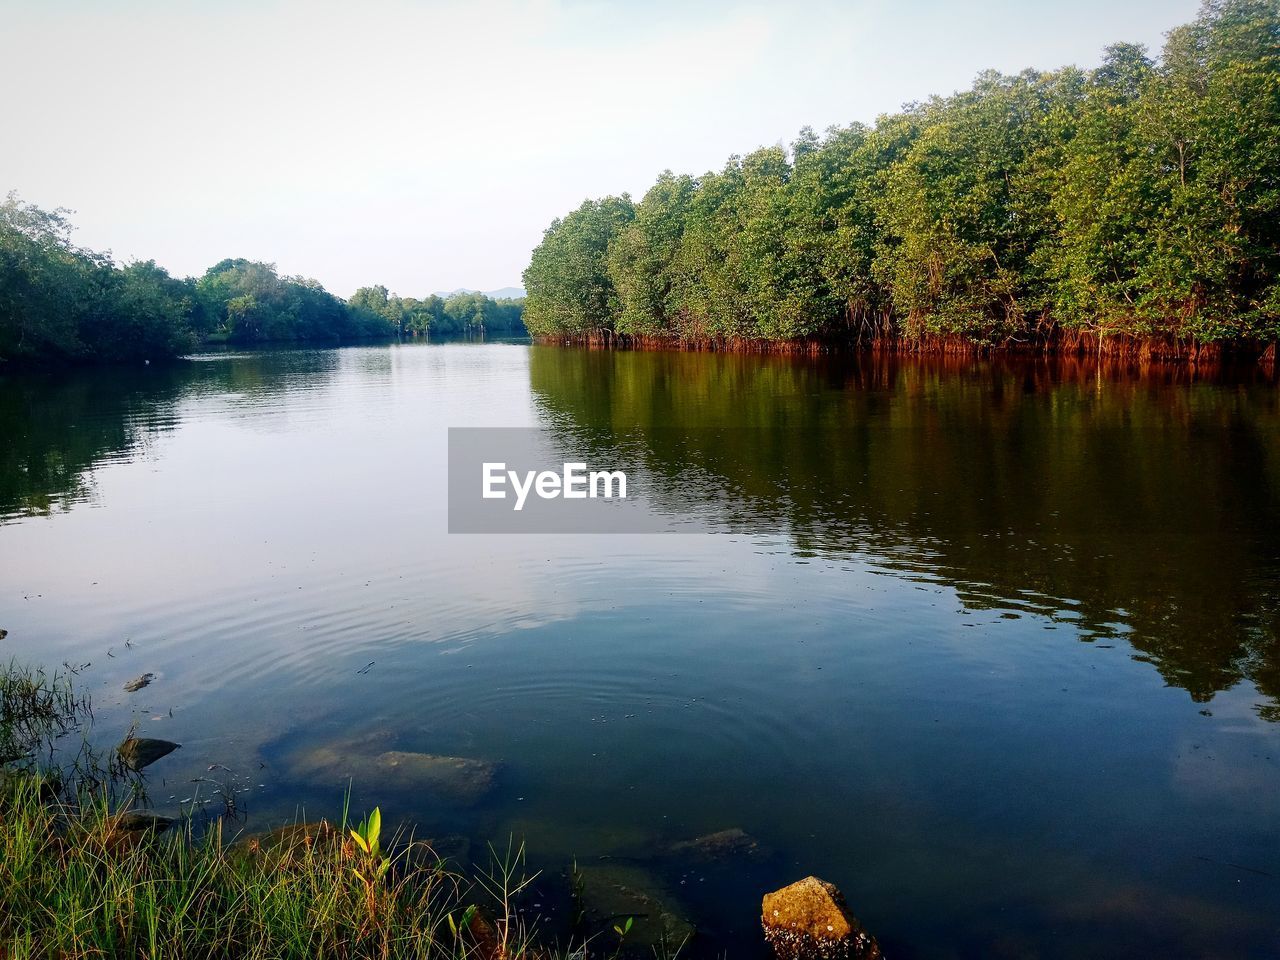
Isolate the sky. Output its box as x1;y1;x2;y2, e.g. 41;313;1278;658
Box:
2;0;1201;298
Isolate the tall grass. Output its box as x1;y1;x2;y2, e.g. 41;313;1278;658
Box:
0;769;546;958
0;661;565;959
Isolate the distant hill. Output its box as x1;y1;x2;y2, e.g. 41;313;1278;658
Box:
433;286;526;300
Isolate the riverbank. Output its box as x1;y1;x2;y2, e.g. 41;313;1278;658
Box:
533;330;1280;367
0;659;737;959
0;662;592;960
1;772;499;959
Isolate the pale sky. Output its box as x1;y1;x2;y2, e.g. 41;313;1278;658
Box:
2;0;1200;298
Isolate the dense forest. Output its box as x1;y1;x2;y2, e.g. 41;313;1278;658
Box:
0;196;525;366
523;0;1280;360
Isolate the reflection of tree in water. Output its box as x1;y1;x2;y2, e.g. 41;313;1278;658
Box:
0;350;340;521
529;346;1280;715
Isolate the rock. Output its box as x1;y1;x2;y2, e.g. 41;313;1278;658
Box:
0;769;60;803
463;906;504;960
576;863;695;952
668;827;762;861
101;811;175;855
0;628;8;640
237;821;348;865
289;739;498;806
123;673;155;693
114;811;175;833
117;737;180;771
761;876;882;960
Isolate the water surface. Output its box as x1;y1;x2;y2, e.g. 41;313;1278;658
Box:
2;344;1278;958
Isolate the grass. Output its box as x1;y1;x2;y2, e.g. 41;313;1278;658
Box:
0;661;596;960
0;773;548;959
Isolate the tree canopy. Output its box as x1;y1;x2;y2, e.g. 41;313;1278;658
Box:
523;0;1280;355
0;197;527;365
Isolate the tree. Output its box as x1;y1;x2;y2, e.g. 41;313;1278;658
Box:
524;0;1280;355
522;196;635;337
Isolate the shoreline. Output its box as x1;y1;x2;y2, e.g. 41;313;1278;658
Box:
533;331;1280;367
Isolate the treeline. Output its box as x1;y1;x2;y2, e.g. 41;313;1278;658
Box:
0;195;525;365
523;0;1280;358
346;286;527;338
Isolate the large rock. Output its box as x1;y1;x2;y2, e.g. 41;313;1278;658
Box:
762;876;882;960
289;739;498;806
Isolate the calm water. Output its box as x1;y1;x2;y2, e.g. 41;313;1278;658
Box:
2;344;1279;958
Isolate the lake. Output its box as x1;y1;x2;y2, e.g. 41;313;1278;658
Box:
1;343;1278;958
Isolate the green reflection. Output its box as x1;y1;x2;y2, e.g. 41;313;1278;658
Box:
0;350;339;521
529;346;1280;713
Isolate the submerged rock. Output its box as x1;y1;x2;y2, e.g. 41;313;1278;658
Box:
123;673;155;693
761;876;881;960
667;827;762;861
576;863;695;952
289;740;498;806
117;737;180;771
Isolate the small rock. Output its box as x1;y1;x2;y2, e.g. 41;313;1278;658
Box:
117;737;180;771
238;821;346;864
101;811;175;855
463;906;504;960
761;876;882;960
0;628;8;641
114;811;175;833
0;769;59;803
124;673;155;693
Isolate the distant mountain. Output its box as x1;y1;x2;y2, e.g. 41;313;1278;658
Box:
433;286;526;300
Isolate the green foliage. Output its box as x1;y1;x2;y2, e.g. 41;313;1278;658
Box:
524;0;1280;350
1;200;527;365
344;288;526;340
197;260;389;345
523;196;635;337
349;807;391;891
0;194;199;364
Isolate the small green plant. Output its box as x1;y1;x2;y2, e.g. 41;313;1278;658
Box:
349;806;391;887
613;915;634;939
569;858;586;930
445;903;478;938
